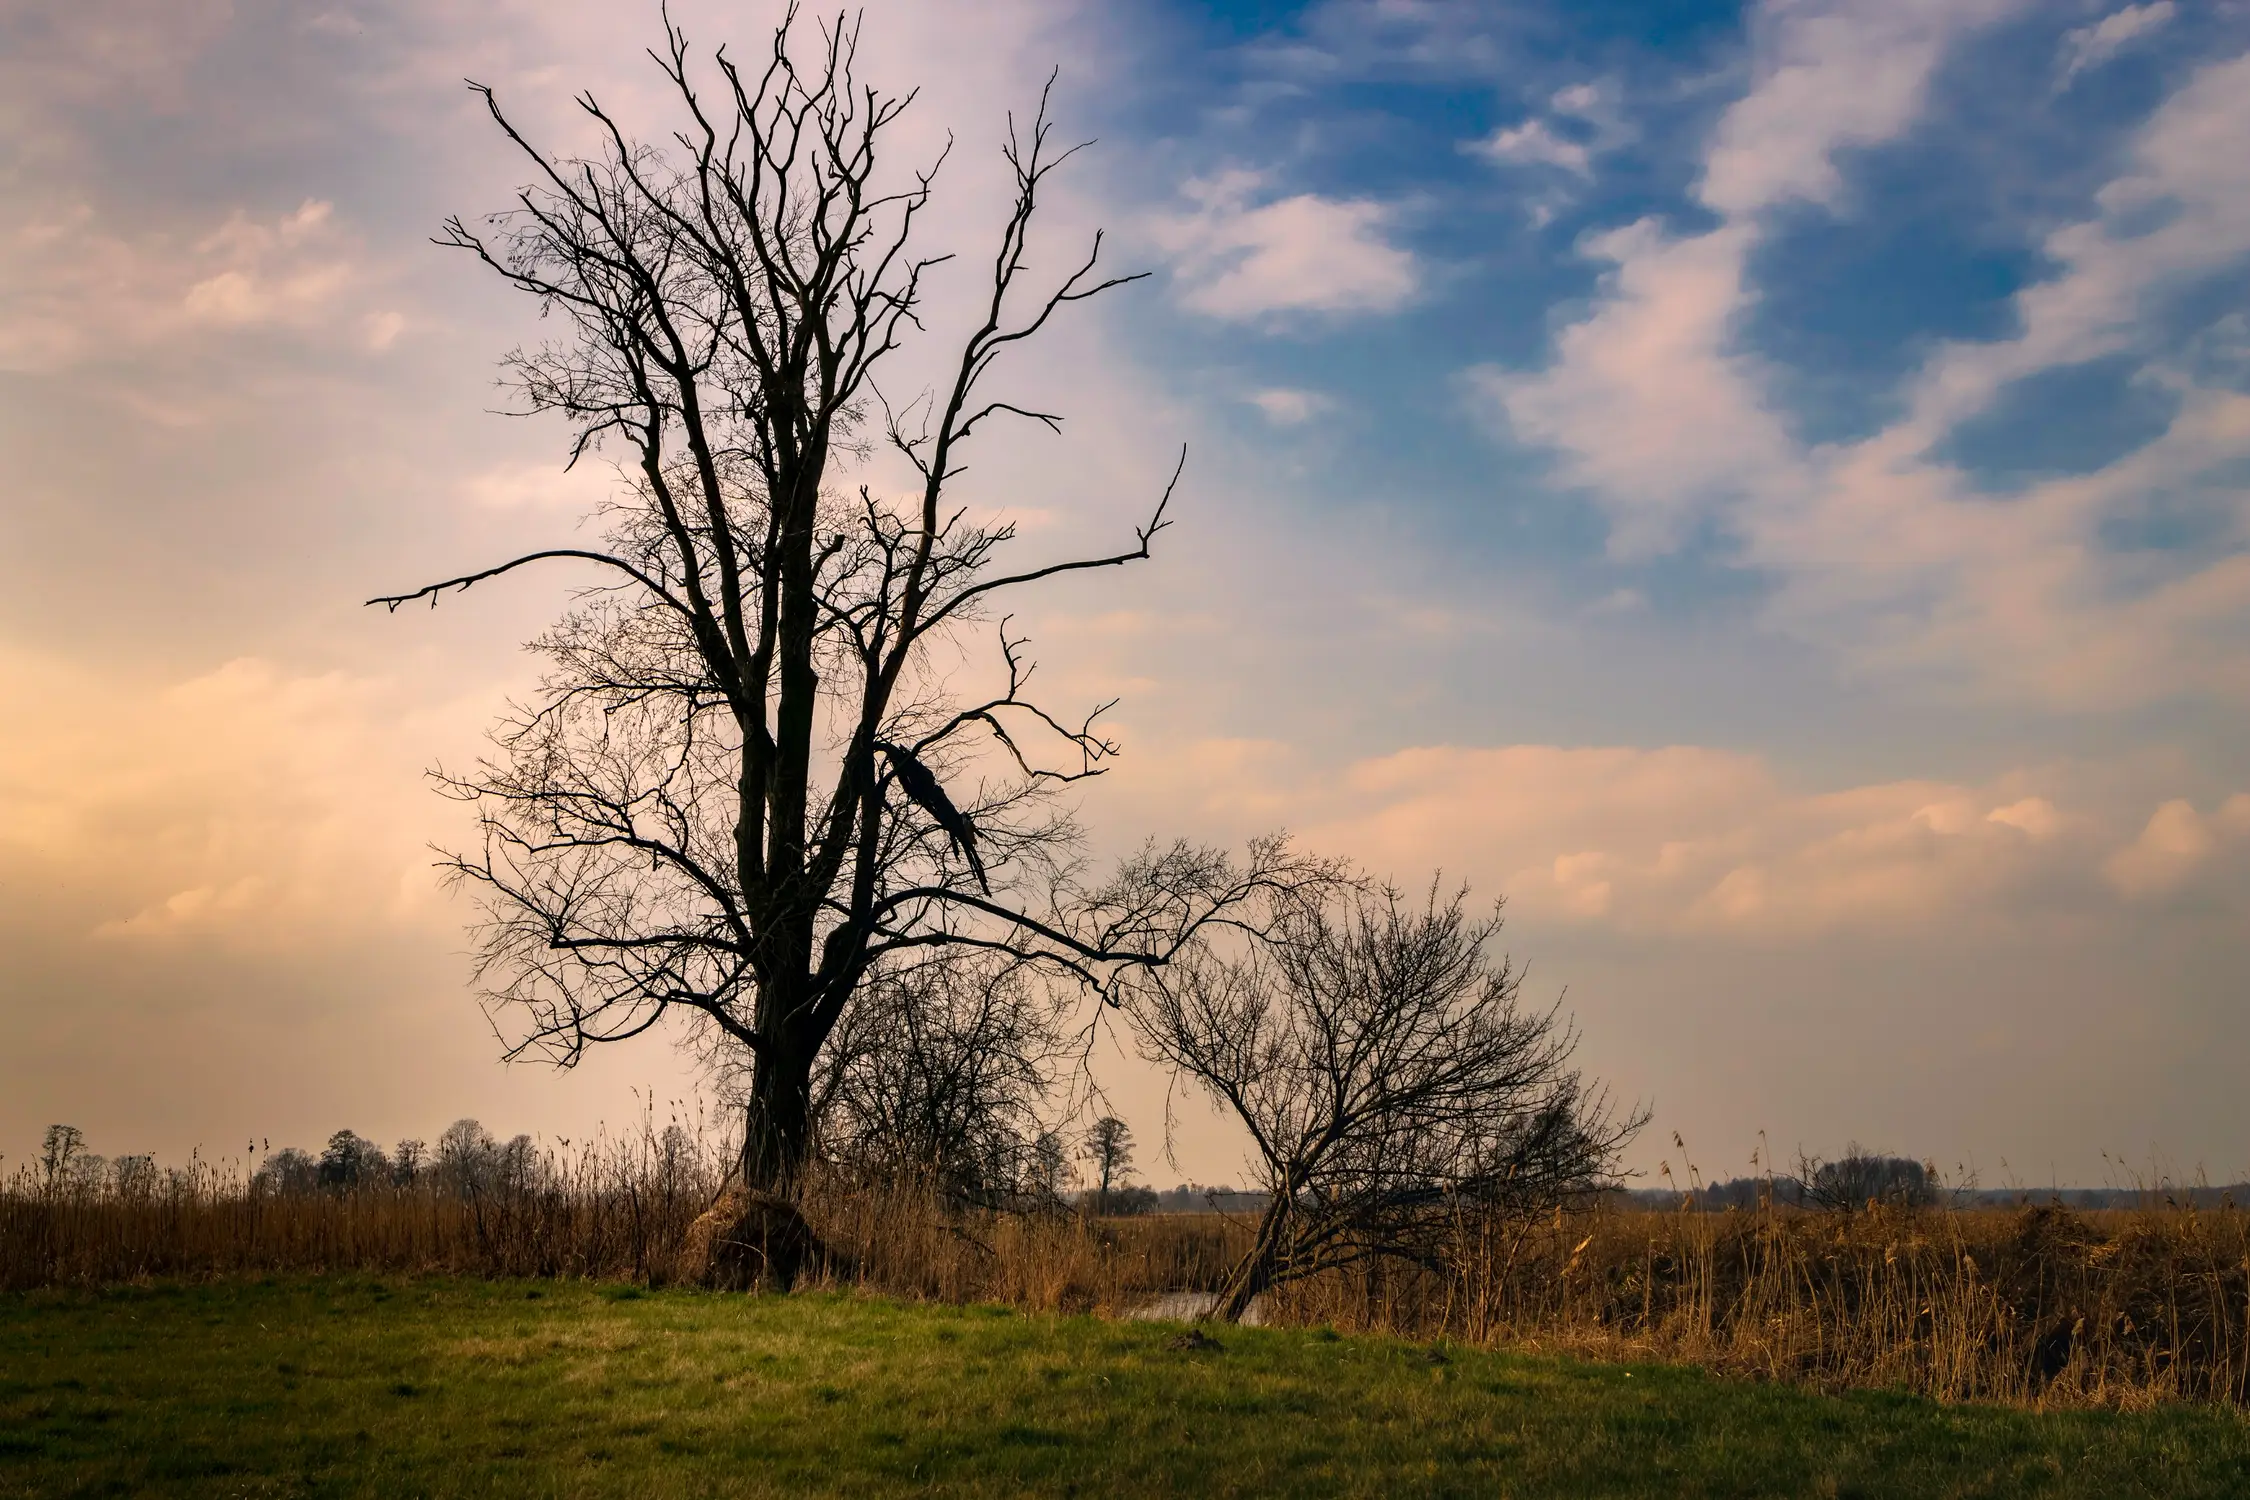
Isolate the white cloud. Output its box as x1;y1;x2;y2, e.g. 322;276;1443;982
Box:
460;460;620;512
182;200;343;324
1317;744;2092;935
1478;118;1592;175
1988;796;2063;839
1474;0;2013;550
1699;0;2017;218
1475;220;1784;554
1473;0;2250;708
1471;79;1633;179
1247;387;1331;425
1156;169;1418;320
1903;51;2250;434
2060;2;2177;84
363;310;406;350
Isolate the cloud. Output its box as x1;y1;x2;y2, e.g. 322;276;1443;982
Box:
1155;170;1418;320
1471;79;1633;179
1471;1;2250;708
1700;0;2018;218
1904;52;2250;431
460;460;620;512
1478;117;1591;175
0;198;365;371
0;0;235;137
1473;219;1783;554
2060;2;2177;85
1310;744;2099;936
0;648;484;949
1472;1;2012;548
181;201;350;327
1093;733;2236;939
1247;387;1332;425
2104;794;2250;899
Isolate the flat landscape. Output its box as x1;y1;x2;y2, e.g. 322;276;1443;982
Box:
9;2;2250;1498
5;1279;2249;1499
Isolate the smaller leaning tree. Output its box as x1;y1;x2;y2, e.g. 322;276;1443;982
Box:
1126;882;1645;1323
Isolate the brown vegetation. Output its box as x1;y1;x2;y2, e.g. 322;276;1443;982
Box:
7;1137;2247;1410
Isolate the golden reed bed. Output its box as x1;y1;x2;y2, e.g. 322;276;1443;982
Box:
8;1159;2247;1410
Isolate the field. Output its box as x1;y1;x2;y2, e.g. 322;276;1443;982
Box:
11;1160;2250;1408
6;1277;2250;1499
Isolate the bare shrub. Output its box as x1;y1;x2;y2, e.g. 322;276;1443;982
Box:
804;955;1067;1207
1125;881;1645;1322
1795;1145;1941;1212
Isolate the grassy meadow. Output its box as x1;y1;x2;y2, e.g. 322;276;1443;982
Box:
10;1143;2250;1495
11;1158;2250;1407
7;1277;2250;1499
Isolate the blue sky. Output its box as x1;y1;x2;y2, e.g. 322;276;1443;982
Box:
2;0;2247;1187
1114;0;2239;613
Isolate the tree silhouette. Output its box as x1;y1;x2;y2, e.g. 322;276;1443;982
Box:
1128;882;1643;1323
1082;1116;1135;1213
373;8;1327;1194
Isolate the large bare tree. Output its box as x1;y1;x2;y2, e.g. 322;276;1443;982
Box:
375;10;1320;1193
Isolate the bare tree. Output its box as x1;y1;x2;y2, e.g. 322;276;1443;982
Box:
802;952;1065;1205
436;1119;500;1197
317;1130;390;1192
255;1148;319;1197
110;1155;158;1203
1795;1145;1939;1212
373;10;1316;1195
38;1125;84;1196
1126;882;1645;1323
1024;1127;1073;1207
1081;1115;1134;1213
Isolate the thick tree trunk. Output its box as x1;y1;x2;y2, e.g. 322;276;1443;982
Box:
739;1037;812;1195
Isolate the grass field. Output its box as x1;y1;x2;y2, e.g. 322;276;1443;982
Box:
4;1280;2250;1497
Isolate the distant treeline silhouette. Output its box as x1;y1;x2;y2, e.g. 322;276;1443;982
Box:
21;1118;1254;1217
1619;1144;2250;1213
249;1121;622;1200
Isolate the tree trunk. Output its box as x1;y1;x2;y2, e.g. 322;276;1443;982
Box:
740;1037;812;1195
1213;1194;1292;1324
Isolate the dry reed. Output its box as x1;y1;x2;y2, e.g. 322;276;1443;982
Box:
7;1139;2246;1411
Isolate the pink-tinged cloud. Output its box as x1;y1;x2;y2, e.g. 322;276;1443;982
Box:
1155;170;1418;320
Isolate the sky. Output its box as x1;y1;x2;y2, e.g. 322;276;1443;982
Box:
3;0;2248;1191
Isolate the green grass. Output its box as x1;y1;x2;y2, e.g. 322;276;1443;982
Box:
2;1279;2247;1498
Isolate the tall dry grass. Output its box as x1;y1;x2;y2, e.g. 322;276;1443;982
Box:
7;1140;2246;1410
0;1133;725;1290
1375;1197;2250;1408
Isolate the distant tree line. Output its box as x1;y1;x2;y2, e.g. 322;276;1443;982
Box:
244;1121;550;1198
33;1125;163;1201
1619;1146;1943;1213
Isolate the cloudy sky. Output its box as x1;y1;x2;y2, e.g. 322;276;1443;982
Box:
4;0;2247;1189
